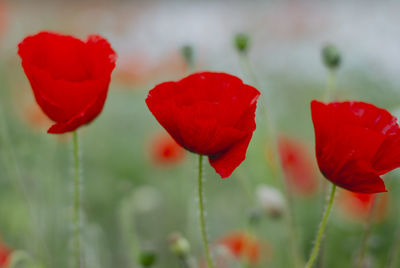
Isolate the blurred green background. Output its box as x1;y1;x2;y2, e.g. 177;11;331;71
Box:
1;1;400;267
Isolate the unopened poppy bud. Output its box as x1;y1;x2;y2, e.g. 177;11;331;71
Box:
169;232;190;257
234;33;250;54
321;44;341;70
248;209;262;225
256;185;286;219
181;45;195;67
139;251;157;267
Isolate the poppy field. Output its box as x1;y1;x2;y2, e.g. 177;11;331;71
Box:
2;1;400;268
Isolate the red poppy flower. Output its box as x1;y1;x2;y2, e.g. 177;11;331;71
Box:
18;31;117;134
149;132;185;165
146;72;260;178
217;232;261;265
0;241;11;268
338;190;388;222
311;100;400;193
277;135;318;196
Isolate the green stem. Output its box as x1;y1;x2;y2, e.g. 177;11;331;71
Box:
197;155;214;268
119;193;141;267
387;226;400;268
239;53;259;87
0;107;50;263
305;184;336;268
324;69;336;102
357;194;379;268
317;69;336;268
238;50;302;268
72;131;82;268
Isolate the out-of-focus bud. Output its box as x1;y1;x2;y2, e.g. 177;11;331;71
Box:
321;44;341;70
139;251;157;267
132;185;162;213
234;33;250;54
181;45;195;67
248;209;262;226
168;232;191;257
256;185;286;219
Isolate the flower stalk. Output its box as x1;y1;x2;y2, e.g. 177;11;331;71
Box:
235;33;302;268
197;155;214;268
305;184;336;268
72;131;82;268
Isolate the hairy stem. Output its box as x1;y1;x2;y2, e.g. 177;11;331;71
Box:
197;155;214;268
305;184;336;268
72;131;82;268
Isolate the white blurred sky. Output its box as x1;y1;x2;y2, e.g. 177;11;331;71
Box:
2;0;400;85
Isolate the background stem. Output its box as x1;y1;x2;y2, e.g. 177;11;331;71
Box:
357;194;379;268
238;51;302;268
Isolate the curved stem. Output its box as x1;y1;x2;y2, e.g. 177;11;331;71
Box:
357;194;379;268
305;184;336;268
197;155;214;268
72;131;82;268
238;51;302;268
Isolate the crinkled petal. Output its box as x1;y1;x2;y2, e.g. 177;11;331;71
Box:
373;135;400;174
47;85;108;134
334;160;387;193
209;134;253;178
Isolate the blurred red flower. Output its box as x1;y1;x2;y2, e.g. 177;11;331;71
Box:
311;100;400;193
0;240;11;268
149;132;185;165
146;72;260;178
18;31;117;134
216;232;264;265
277;135;318;196
338;190;389;222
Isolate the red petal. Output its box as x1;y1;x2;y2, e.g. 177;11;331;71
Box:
311;100;388;193
146;72;260;178
47;85;108;133
208;134;253;178
208;103;257;178
373;135;400;174
334;160;387;193
18;31;116;133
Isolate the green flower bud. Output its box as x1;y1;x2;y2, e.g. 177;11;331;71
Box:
139;251;157;267
248;209;262;226
321;44;341;70
234;33;250;54
169;232;190;257
181;45;195;67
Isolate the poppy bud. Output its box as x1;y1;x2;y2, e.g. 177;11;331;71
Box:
139;251;157;267
234;33;250;54
248;209;262;226
181;45;195;67
256;185;286;219
169;232;190;257
321;44;341;70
